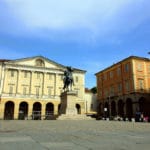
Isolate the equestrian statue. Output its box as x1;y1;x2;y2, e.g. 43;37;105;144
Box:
63;66;74;91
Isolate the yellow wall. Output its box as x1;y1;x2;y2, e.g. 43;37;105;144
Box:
0;56;86;119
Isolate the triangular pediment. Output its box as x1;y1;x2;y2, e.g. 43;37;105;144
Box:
6;56;65;69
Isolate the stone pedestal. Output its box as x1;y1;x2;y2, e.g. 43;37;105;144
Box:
59;91;77;115
58;91;94;120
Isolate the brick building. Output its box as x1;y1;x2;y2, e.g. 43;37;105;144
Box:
95;56;150;120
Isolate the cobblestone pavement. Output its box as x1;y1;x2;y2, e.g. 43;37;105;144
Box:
0;120;150;150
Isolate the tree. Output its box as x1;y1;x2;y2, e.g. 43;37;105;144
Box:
90;87;97;94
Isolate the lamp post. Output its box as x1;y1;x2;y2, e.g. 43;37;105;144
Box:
108;96;111;119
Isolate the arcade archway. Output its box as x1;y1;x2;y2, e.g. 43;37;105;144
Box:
76;104;81;114
32;102;42;120
126;98;133;120
118;100;124;117
19;102;28;120
4;101;14;120
111;101;116;116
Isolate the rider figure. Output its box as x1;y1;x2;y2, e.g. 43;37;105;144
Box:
63;66;74;91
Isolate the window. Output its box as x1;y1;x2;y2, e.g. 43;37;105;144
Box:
37;72;40;79
36;87;40;96
125;80;130;91
104;73;107;80
48;87;51;97
23;87;27;95
110;71;113;78
138;79;144;90
10;70;14;77
137;63;143;71
110;85;114;96
24;71;28;78
49;74;52;80
148;65;150;73
75;76;78;82
117;67;121;76
118;83;122;92
125;63;129;72
9;86;13;94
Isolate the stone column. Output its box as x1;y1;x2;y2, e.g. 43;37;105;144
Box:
54;104;58;115
42;72;45;96
41;103;46;120
29;71;33;95
54;73;57;96
14;102;19;119
28;103;33;119
16;70;20;95
0;102;5;119
0;64;5;94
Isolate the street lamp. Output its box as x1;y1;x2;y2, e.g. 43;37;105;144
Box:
108;96;111;119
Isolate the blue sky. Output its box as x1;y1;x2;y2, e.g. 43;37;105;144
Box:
0;0;150;88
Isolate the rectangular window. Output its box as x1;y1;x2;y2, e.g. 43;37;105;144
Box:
137;63;143;71
10;70;14;77
23;87;27;95
118;83;122;92
125;63;129;72
110;85;114;96
75;76;78;82
125;80;130;91
148;65;150;73
36;87;40;96
110;71;113;78
104;73;107;80
49;74;52;80
117;67;121;76
24;71;28;78
48;87;51;97
9;86;13;94
138;79;144;90
37;72;40;79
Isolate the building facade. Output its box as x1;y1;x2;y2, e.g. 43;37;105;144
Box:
0;56;86;120
84;88;97;116
96;56;150;120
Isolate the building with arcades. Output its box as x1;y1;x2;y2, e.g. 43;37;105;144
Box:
95;56;150;120
0;56;86;120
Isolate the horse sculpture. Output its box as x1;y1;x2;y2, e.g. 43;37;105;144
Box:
63;67;74;91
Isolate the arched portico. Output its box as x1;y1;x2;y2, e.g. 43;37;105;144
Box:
98;103;102;116
32;102;42;120
58;104;61;114
139;97;150;116
126;98;133;120
4;101;14;120
118;100;124;117
76;104;81;114
104;102;109;118
111;101;116;116
19;102;28;120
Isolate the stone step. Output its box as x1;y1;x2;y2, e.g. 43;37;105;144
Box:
57;114;95;120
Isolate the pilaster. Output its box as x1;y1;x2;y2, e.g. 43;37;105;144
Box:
14;102;19;119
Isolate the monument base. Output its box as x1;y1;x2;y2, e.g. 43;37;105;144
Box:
57;91;94;120
59;91;77;115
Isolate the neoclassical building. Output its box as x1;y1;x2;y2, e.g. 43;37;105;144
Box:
0;56;86;120
96;56;150;120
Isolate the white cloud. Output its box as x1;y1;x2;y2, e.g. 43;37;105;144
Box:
1;0;150;41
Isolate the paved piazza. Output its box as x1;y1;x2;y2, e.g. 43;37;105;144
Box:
0;120;150;150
